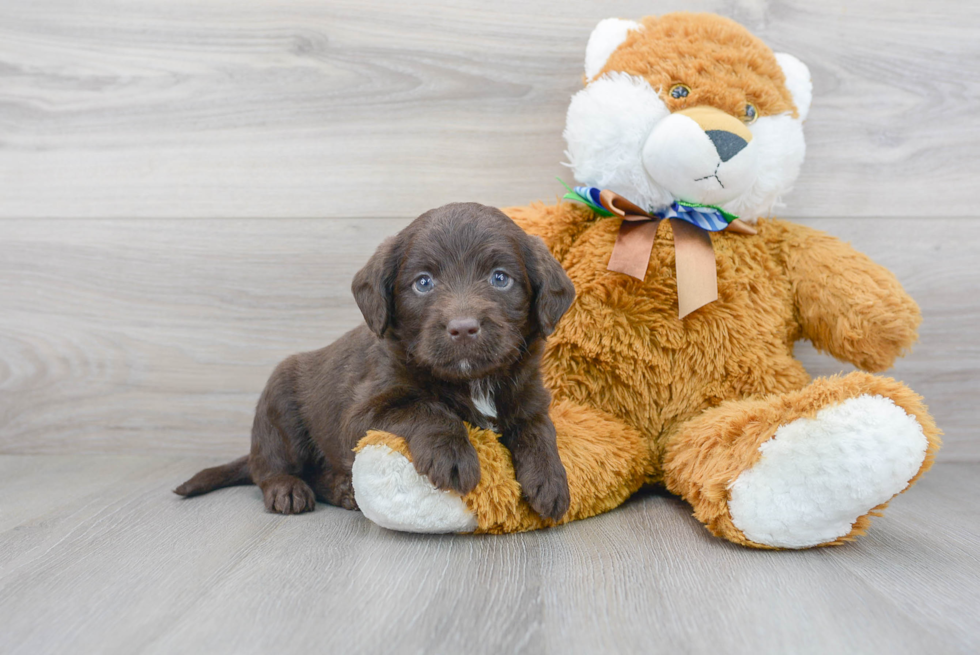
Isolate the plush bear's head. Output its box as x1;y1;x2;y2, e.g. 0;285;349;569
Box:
564;13;811;221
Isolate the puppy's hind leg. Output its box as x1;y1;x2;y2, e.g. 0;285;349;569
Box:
310;466;358;511
249;361;317;515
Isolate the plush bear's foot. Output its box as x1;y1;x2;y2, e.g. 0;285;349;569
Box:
664;372;942;549
351;401;650;534
728;394;928;548
352;442;478;533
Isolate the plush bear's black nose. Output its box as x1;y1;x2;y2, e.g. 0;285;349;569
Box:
447;318;481;340
706;130;748;162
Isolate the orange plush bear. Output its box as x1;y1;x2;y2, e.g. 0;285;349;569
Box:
350;12;941;548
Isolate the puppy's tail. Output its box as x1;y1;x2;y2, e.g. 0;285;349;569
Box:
174;455;252;497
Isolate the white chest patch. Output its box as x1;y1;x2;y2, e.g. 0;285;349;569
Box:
470;381;497;419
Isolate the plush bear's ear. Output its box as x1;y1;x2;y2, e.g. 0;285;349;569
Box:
584;18;642;81
775;53;813;121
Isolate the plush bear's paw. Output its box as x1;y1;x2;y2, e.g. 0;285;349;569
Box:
727;394;929;549
351;444;478;534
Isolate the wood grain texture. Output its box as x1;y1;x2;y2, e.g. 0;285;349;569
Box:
3;4;978;652
1;0;978;218
0;455;977;654
0;216;976;460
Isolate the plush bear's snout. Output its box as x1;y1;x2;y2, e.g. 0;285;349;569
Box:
706;130;748;162
642;105;758;207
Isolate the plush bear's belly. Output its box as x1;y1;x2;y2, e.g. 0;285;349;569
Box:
542;217;810;475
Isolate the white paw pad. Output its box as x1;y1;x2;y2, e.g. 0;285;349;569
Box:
727;394;928;548
351;444;478;534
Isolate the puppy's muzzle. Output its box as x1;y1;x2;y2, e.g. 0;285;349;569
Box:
447;317;481;341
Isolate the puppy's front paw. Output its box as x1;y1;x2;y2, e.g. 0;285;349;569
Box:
411;436;481;496
260;475;316;514
519;464;570;522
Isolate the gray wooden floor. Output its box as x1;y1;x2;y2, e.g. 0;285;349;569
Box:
0;455;977;655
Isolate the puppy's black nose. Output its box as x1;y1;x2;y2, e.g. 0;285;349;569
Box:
447;318;480;340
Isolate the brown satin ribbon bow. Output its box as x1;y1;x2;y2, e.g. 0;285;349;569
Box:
597;190;757;318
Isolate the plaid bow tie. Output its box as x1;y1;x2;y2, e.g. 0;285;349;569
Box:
561;181;756;318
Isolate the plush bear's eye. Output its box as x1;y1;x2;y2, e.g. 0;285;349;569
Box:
743;103;758;124
669;84;690;99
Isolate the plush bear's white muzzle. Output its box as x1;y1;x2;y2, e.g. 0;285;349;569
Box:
642;107;758;207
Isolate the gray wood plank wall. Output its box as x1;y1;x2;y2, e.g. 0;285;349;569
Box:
1;217;977;460
1;0;977;218
1;1;978;461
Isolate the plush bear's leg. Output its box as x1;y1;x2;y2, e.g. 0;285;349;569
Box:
663;372;941;549
351;400;650;534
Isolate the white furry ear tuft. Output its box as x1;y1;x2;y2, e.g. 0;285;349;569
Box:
775;53;812;121
584;18;642;81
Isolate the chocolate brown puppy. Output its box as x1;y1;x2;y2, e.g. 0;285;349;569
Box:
175;202;576;521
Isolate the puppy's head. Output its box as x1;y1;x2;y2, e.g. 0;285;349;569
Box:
352;202;575;380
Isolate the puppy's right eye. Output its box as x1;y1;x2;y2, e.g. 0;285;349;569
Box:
489;270;512;289
413;274;435;294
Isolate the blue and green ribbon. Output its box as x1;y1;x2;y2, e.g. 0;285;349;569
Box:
559;178;738;232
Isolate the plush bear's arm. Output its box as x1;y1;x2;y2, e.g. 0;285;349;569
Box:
502;201;599;261
766;219;921;372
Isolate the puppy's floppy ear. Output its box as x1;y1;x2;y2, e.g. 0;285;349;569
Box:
524;235;576;336
352;235;403;337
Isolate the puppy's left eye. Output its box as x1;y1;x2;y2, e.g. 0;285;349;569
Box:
489;270;512;289
413;274;435;294
743;103;758;124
